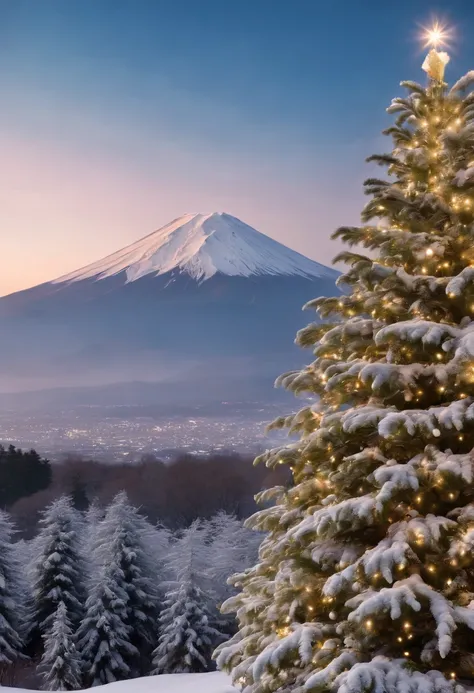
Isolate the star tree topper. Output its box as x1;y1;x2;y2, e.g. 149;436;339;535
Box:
421;21;451;82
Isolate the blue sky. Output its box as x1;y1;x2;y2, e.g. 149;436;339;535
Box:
1;0;474;293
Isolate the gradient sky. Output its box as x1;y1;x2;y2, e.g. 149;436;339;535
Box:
2;0;474;295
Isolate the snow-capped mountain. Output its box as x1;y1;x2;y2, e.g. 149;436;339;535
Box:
54;212;334;284
0;213;339;405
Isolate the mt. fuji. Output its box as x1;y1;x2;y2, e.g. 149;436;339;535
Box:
0;213;339;404
54;213;334;284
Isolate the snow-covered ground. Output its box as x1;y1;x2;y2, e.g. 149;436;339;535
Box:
92;673;237;693
10;673;237;693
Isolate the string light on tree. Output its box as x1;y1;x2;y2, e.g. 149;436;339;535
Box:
216;21;474;693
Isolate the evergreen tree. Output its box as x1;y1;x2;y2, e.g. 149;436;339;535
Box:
216;46;474;692
101;493;158;662
210;512;261;601
84;499;104;532
77;559;138;687
13;538;35;642
208;512;261;635
0;445;51;508
79;493;158;681
0;511;25;668
40;601;81;691
30;497;86;653
145;521;173;580
152;520;222;674
83;499;104;570
152;581;221;675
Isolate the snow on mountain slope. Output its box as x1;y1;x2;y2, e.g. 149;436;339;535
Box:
53;212;337;284
10;673;236;693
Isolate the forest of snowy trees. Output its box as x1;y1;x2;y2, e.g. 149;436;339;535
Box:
0;493;260;690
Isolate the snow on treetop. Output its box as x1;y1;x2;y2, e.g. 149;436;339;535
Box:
53;212;337;284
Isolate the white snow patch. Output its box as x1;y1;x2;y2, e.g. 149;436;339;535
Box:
454;167;474;186
53;213;337;284
10;672;236;693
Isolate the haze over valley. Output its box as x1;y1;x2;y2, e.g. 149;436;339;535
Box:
0;212;337;457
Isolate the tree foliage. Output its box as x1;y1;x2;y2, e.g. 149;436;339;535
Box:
0;487;259;687
93;493;159;675
0;445;51;508
0;511;25;667
77;558;139;687
152;520;222;674
216;53;474;693
30;497;86;654
40;601;82;691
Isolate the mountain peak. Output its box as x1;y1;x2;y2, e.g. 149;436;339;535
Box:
54;212;336;284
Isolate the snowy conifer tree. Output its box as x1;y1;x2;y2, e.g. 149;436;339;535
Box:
210;512;261;600
152;520;222;674
79;493;158;681
77;558;138;687
84;499;104;546
101;494;158;660
144;521;173;581
0;512;26;668
208;512;261;634
30;497;86;652
13;537;36;642
216;44;474;693
40;601;81;691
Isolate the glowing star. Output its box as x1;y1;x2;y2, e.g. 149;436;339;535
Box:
420;21;452;81
423;21;449;48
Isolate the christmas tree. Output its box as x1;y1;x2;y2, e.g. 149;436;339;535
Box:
216;29;474;693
